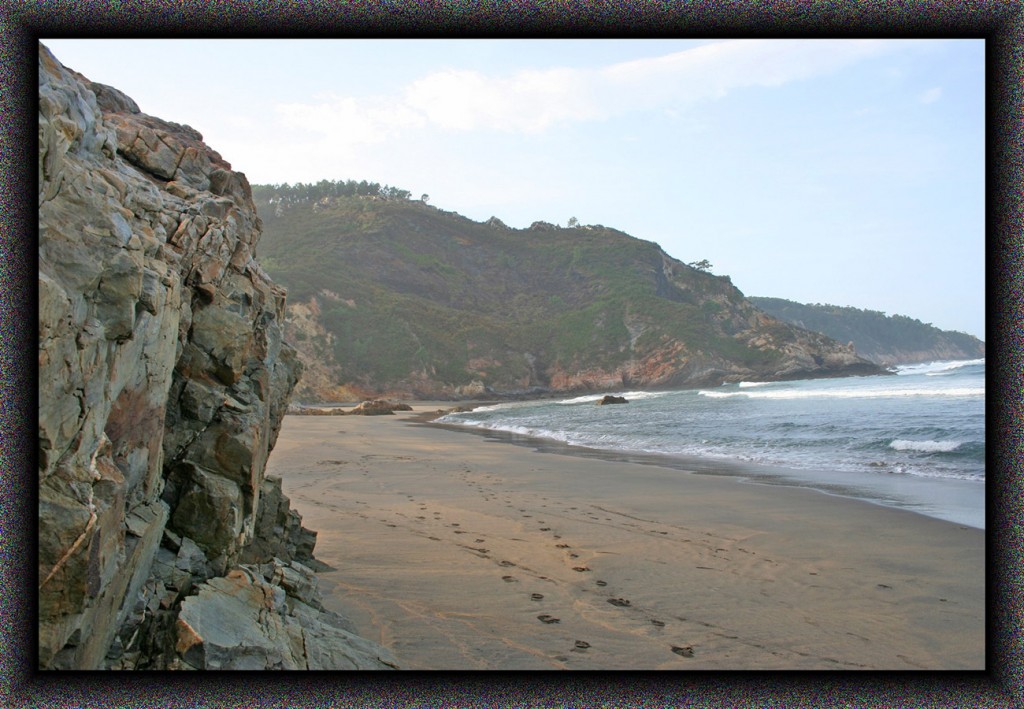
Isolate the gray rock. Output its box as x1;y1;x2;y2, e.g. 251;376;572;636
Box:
39;41;387;672
37;42;316;669
176;566;397;670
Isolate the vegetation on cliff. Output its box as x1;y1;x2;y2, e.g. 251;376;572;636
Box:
748;297;985;366
253;183;883;400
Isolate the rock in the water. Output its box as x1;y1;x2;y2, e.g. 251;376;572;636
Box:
597;395;629;405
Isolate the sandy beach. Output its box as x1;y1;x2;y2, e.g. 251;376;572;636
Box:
267;405;984;670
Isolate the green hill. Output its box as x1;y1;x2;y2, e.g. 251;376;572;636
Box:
748;297;985;367
252;182;885;401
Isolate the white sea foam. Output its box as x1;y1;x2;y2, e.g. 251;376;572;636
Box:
557;391;669;404
895;358;985;376
433;369;984;527
439;401;533;419
699;386;983;400
889;439;961;453
885;465;984;482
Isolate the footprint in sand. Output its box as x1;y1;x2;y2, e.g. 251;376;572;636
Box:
650;619;666;627
595;580;608;587
540;527;551;531
569;553;579;559
537;615;560;624
475;538;485;543
499;560;516;567
428;536;441;541
671;646;695;657
556;544;571;549
572;566;590;572
573;640;590;650
531;593;544;601
607;598;631;607
502;575;517;583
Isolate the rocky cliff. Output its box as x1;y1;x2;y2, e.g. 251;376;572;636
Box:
37;45;395;670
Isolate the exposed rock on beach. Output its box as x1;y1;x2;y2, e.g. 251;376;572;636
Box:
37;44;393;669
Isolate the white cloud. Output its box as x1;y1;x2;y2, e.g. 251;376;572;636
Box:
403;67;600;133
249;38;919;185
275;93;424;147
600;39;892;102
920;87;943;104
270;40;905;148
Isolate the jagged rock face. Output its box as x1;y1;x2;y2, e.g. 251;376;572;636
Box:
37;44;317;669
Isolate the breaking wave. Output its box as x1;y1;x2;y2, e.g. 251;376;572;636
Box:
895;358;985;377
556;391;670;405
698;386;983;400
889;439;961;453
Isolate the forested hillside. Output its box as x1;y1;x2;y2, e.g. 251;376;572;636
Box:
748;297;984;366
253;181;884;401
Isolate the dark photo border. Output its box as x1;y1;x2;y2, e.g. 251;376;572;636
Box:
3;3;1020;707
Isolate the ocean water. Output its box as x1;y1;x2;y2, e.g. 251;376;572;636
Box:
436;359;986;529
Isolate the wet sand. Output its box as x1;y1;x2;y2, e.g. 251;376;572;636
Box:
268;406;985;670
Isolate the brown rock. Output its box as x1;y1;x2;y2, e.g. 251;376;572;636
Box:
345;399;409;415
37;42;314;669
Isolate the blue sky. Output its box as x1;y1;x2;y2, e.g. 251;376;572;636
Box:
42;39;985;339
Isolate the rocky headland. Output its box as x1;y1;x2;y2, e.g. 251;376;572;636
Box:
37;44;395;669
748;297;985;367
251;184;888;403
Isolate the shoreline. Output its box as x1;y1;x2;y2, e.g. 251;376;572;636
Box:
421;412;986;532
268;406;984;670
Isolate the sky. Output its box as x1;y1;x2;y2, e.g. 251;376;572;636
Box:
42;39;986;340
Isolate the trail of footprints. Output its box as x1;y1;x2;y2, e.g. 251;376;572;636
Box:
327;459;714;661
310;446;829;665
